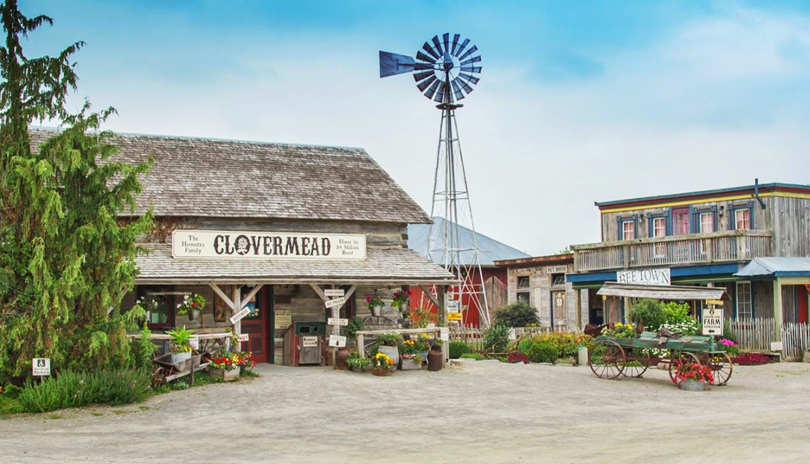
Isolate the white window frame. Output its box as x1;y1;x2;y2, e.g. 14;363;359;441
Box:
699;212;714;233
736;281;753;320
735;208;751;231
622;221;635;240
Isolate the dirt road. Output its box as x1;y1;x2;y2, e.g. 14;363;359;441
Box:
1;360;809;463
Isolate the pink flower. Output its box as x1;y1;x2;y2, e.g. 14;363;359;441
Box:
366;295;372;303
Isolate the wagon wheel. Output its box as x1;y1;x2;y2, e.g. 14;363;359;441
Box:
151;366;168;388
622;348;650;378
706;352;733;386
668;351;700;386
588;340;625;380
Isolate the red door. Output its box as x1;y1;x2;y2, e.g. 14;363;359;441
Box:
798;286;808;324
240;286;270;363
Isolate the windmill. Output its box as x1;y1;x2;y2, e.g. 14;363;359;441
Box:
379;33;491;327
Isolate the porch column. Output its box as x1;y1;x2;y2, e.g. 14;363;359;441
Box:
232;286;242;350
575;288;582;331
773;278;783;341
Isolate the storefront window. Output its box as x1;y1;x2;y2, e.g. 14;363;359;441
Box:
736;281;752;319
699;212;714;233
136;288;173;329
735;209;751;231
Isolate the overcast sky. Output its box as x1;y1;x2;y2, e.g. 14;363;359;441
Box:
22;0;810;256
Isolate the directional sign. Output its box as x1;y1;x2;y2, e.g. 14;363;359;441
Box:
328;335;347;348
702;308;723;336
325;297;346;309
238;333;250;342
324;289;345;298
302;336;319;348
230;307;250;325
328;317;349;326
32;358;51;377
706;299;724;306
447;312;462;322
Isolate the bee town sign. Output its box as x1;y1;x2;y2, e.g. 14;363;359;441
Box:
172;230;366;261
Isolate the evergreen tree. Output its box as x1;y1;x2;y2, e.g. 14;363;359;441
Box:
0;0;152;383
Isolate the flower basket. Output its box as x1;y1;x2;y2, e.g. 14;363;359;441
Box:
210;368;240;382
371;305;382;317
371;367;391;376
680;379;705;391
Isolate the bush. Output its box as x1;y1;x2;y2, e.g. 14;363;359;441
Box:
494;301;539;328
449;341;471;359
483;324;510;353
527;342;559;363
521;332;591;358
18;367;152;413
628;299;666;331
130;325;157;370
662;302;692;326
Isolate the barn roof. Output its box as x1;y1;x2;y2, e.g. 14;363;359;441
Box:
30;128;431;224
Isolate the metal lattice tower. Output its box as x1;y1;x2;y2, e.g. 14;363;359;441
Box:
379;33;491;326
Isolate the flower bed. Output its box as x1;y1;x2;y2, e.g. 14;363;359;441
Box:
732;353;774;366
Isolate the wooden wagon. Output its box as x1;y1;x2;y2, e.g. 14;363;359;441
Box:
588;331;733;386
151;353;208;387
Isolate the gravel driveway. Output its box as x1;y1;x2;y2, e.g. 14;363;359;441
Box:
1;360;809;463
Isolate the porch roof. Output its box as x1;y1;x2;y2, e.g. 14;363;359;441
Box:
735;257;810;278
135;243;456;285
596;282;729;301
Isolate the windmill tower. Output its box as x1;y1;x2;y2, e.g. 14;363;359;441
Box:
379;33;491;327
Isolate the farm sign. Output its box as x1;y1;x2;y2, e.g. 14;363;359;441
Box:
617;268;671;286
702;308;723;336
172;230;366;261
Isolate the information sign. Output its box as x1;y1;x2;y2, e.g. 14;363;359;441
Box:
702;308;723;336
33;358;51;377
328;317;349;326
439;328;449;341
324;289;345;298
325;297;346;309
302;336;319;348
447;312;462;322
230;307;250;325
238;333;250;342
328;335;347;348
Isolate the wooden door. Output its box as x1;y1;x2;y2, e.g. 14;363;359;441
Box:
551;290;566;328
240;286;271;363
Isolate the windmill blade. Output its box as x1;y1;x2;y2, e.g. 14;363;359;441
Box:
424;79;441;99
456;77;474;94
413;70;435;83
414;62;436;70
431;35;444;56
454;38;470;57
416;50;437;64
442;33;450;56
422;42;440;60
451;34;460;55
458;45;478;62
459;72;480;85
460;55;482;67
417;75;437;92
379;51;416;78
434;82;447;102
460;65;482;73
451;78;465;101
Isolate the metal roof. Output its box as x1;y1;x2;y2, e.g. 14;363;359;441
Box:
596;282;729;301
595;182;810;209
407;217;530;267
30;128;431;224
735;257;810;278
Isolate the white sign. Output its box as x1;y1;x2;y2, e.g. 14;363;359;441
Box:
230;307;251;325
302;336;319;348
238;333;250;342
328;318;349;326
546;265;568;274
508;328;516;340
447;300;460;312
171;230;366;261
32;358;51;377
324;289;345;297
702;308;723;336
189;335;199;350
617;268;671;286
325;297;346;309
771;341;783;351
328;335;347;348
439;328;449;341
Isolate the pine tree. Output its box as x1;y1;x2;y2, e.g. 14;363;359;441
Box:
0;0;152;383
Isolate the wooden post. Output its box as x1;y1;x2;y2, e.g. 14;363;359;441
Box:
357;333;365;358
232;286;241;351
437;286;447;325
774;278;783;340
575;288;582;331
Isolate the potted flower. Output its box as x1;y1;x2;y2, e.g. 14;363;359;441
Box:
209;351;241;381
371;352;396;376
166;326;194;364
399;339;423;370
366;294;384;317
346;351;371;372
177;293;206;321
673;362;714;391
234;351;255;374
375;332;402;367
391;290;409;310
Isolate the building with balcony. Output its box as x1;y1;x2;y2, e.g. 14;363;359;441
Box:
568;181;810;327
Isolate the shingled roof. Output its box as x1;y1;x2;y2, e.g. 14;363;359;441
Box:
30;129;431;224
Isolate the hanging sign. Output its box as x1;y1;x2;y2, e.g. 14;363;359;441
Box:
324;289;345;298
617;268;671;286
328;318;349;326
702;308;723;336
325;297;346;309
447;312;462;322
32;358;51;377
706;299;725;306
172;230;366;261
230;307;251;325
328;335;347;348
238;334;250;342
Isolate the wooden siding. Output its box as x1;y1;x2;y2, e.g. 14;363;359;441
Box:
770;196;810;257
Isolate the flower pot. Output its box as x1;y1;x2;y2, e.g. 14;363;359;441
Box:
335;347;350;370
171;351;192;364
371;306;382;317
371;367;391;376
680;379;706;391
400;356;422;370
210;368;240;382
188;309;200;321
428;348;443;371
378;345;399;367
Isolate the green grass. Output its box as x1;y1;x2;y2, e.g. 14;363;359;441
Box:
112;409;134;415
91;412;104;417
138;405;150;411
47;414;64;420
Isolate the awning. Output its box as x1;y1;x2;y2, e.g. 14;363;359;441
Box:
735;257;810;278
596;282;729;301
135;243;457;285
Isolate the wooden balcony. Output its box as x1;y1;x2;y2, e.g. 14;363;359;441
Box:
571;230;773;273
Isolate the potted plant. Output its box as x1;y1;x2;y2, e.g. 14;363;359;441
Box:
346;351;371;372
371;352;395;376
166;326;194;364
399;339;423;370
234;351;255;374
177;293;206;322
366;294;384;317
209;351;241;381
673;362;714;391
375;332;402;367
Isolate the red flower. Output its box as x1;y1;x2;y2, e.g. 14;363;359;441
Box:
366;295;372;303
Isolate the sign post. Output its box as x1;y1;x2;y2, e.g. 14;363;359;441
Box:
325;289;347;369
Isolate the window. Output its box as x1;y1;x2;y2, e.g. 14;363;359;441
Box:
517;292;530;304
551;274;565;286
136;287;173;329
735;208;751;231
517;276;530;289
736;282;752;319
622;220;635;240
652;217;667;238
516;275;530;303
699;212;714;233
672;208;690;235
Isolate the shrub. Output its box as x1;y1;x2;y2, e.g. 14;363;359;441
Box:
449;341;471;359
523;332;591;358
130;325;157;370
18;367;152;413
527;342;559;363
494;301;539;327
506;352;530;364
483;324;510;353
662;302;692;326
628;299;666;331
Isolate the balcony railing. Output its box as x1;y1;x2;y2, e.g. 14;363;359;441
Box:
571;230;773;273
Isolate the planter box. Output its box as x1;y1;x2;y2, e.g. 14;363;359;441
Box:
680;379;706;391
171;351;192;364
400;357;423;370
210;368;240;382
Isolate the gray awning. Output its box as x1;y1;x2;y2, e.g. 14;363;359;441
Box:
135;243;457;285
597;282;729;301
735;257;810;278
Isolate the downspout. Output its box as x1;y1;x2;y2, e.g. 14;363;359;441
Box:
754;178;767;209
